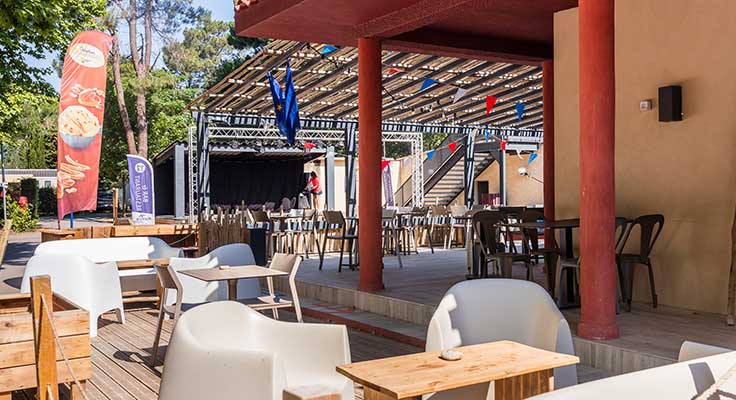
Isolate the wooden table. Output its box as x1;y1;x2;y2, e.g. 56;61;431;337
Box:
337;341;579;400
115;258;170;271
179;265;287;300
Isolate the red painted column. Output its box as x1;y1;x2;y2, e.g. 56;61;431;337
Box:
357;37;384;292
578;0;619;339
542;60;555;245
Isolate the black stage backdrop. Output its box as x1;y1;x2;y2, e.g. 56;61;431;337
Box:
210;158;307;206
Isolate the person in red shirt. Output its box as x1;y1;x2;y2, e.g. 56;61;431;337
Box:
306;171;322;209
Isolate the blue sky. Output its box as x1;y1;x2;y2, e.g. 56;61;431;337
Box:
26;1;234;91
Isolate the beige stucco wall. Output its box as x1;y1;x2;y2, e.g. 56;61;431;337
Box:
450;147;544;207
554;1;736;313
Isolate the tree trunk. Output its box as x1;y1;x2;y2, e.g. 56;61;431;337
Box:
110;33;137;155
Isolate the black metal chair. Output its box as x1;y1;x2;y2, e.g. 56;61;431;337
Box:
472;210;531;279
318;210;358;272
617;214;664;311
519;209;559;296
559;217;629;305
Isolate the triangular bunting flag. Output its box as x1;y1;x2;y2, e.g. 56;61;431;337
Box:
528;153;538;164
484;129;490;143
453;87;468;104
381;160;390;170
448;141;457;152
387;67;404;75
486;96;498;114
516;102;526;121
500;140;507;151
321;45;337;55
419;78;437;92
304;142;316;149
427;150;436;160
515;149;523;159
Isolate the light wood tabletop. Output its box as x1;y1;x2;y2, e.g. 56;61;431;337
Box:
179;265;287;300
337;340;579;400
114;258;170;270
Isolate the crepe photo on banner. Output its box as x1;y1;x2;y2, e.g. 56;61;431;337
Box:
126;155;155;225
56;30;112;220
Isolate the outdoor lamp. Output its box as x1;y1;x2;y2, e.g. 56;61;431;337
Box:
518;166;543;184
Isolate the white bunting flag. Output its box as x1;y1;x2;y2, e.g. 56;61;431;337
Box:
453;87;468;104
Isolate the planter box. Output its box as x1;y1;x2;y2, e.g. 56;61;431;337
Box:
0;292;91;397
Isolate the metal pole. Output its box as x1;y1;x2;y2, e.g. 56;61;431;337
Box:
1;144;6;221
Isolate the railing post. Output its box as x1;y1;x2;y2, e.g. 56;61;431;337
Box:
31;275;59;400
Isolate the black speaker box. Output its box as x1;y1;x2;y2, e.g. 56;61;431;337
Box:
658;85;682;122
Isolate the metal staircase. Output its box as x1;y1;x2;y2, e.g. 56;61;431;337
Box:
424;150;495;205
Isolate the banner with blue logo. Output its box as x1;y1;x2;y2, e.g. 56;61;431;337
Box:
126;154;155;225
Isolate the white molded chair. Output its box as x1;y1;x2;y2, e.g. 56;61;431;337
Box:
426;279;577;399
158;301;353;400
238;252;303;322
34;236;184;290
530;341;735;399
21;254;125;337
167;243;261;304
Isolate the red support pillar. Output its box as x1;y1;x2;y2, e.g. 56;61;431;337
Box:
578;0;619;339
357;37;384;292
542;60;555;245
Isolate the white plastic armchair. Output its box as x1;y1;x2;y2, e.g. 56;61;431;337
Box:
158;301;353;400
20;254;124;337
426;279;577;399
167;243;261;304
34;236;183;262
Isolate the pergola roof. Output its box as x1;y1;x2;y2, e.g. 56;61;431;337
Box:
189;40;544;130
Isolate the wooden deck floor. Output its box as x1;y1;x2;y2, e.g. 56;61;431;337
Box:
11;305;608;400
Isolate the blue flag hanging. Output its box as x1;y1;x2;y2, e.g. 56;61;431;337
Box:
528;152;538;165
427;150;436;160
321;45;337;55
516;102;526;121
419;78;437;92
267;63;301;145
484;129;490;143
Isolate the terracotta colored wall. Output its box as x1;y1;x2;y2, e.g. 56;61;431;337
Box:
554;1;736;313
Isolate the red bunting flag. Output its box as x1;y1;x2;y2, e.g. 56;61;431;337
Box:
304;142;316;149
381;160;390;170
485;96;498;114
387;67;404;75
448;141;457;152
500;140;507;151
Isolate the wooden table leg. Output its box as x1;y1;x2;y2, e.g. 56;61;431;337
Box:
494;369;553;400
228;279;238;301
363;387;397;400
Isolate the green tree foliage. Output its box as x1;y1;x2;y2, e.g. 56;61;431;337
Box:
0;87;58;168
0;0;104;96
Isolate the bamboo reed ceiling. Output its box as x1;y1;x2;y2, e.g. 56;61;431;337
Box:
189;40;544;129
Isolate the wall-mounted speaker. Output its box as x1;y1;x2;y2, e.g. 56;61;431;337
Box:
658;85;682;122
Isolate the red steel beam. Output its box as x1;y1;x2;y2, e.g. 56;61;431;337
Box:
354;0;475;38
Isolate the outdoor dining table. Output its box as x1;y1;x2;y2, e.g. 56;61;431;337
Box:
337;340;579;400
179;265;288;300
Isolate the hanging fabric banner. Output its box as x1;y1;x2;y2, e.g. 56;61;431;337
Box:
382;163;395;207
56;30;113;221
448;141;458;152
528;152;538;164
516;102;526;121
485;96;498;114
419;78;437;92
453;87;468;104
126;154;155;225
320;45;337;55
427;150;436;160
267;62;301;145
